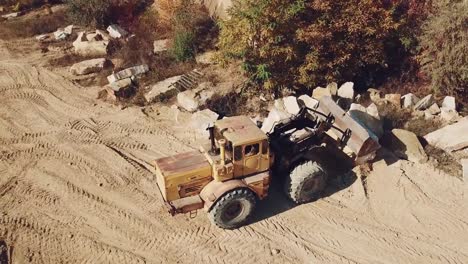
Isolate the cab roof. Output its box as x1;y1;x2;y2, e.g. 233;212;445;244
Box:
215;116;267;146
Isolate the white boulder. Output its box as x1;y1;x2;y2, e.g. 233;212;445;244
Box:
427;103;441;115
107;24;128;39
338;82;355;99
348;103;383;139
108;78;133;92
1;12;21;19
440;109;460;123
177;90;200;112
70;58;106;76
73;31;109;56
326;82;338;96
385;94;401;108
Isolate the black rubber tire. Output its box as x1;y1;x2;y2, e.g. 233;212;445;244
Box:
208;188;256;229
285;161;328;204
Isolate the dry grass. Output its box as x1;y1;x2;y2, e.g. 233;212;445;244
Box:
0;8;67;40
424;145;463;178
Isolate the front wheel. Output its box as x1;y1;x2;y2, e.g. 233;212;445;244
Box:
285;161;328;204
208;188;256;229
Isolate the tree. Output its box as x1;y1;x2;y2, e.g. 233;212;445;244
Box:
419;0;467;96
218;0;404;92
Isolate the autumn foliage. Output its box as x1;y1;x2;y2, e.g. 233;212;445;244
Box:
218;0;432;92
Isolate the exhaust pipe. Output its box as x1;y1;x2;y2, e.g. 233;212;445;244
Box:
207;126;219;155
218;139;226;166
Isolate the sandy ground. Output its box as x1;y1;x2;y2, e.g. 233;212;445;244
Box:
1;38;468;264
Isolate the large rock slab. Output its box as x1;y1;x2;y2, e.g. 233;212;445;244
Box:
424;117;468;152
144;75;182;103
390;129;427;163
338;82;355;99
190;109;219;136
177;90;199;112
108;78;133;92
107;65;149;83
70;58;106;75
73;31;109;56
348;103;384;139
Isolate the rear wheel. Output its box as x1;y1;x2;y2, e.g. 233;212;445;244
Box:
285;161;328;204
208;188;256;229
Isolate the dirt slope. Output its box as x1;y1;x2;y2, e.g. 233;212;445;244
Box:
0;39;467;264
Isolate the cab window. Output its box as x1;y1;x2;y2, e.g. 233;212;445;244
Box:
244;143;259;157
234;146;243;161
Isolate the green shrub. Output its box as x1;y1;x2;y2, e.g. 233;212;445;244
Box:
171;30;195;62
419;0;467;96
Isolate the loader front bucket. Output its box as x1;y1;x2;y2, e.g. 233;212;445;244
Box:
317;96;381;163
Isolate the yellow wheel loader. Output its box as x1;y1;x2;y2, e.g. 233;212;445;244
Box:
154;96;380;229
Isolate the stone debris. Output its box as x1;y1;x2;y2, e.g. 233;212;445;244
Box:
298;95;319;109
177;90;200;112
154;39;170;53
424;116;468;152
338;82;355;99
107;24;128;39
70;58;106;76
73;31;109;56
402;93;419;109
1;12;22;19
390;129;428;163
414;94;433;111
107;64;149;84
196;51;216;64
427;103;441;116
144;75;182;103
385;94;401;108
441;96;456;112
190;109;219;136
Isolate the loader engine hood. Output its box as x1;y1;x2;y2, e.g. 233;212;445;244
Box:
154;150;213;202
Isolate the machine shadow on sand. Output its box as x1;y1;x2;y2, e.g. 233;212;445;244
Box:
251;146;358;225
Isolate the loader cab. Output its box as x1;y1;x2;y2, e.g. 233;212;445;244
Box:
212;116;270;180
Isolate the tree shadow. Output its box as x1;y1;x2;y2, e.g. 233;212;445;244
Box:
250;146;358;225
